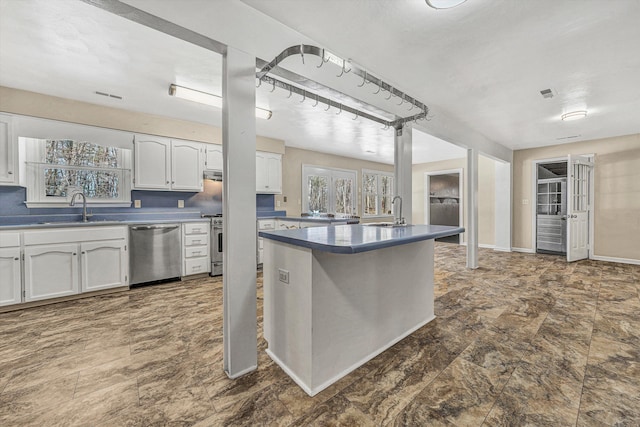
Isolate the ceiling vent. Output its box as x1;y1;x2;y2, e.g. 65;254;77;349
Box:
540;89;554;99
95;91;123;100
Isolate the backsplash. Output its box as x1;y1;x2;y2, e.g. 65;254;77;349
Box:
0;184;283;225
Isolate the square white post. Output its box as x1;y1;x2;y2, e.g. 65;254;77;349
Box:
222;47;257;378
466;148;479;268
394;125;413;224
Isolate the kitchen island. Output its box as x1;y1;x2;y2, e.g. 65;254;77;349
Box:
259;223;464;396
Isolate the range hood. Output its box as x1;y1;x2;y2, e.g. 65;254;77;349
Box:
204;170;222;181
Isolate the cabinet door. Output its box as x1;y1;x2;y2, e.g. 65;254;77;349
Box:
24;244;79;302
0;114;17;185
171;141;203;191
0;247;21;306
205;145;223;171
134;136;171;190
256;151;268;192
81;240;127;292
266;154;282;194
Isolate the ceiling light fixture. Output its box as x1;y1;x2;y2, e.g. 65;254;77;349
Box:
169;84;272;120
425;0;468;9
561;110;587;121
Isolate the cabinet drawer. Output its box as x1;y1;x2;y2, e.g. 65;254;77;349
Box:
185;246;209;259
184;235;207;246
0;232;20;248
184;222;209;235
258;220;275;230
184;257;210;275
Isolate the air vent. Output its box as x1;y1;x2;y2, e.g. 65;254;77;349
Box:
540;88;554;99
556;135;581;140
95;91;123;100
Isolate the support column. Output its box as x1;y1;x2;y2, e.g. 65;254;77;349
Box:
494;160;512;252
466;148;479;268
394;125;413;224
222;47;257;378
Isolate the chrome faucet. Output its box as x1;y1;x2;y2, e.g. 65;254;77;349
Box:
70;192;91;222
392;195;405;225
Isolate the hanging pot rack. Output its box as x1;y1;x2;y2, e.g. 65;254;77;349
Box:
257;44;429;129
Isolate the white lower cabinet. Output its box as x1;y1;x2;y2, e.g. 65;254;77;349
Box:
22;226;128;303
24;243;79;302
81;240;127;292
0;247;21;306
182;222;210;277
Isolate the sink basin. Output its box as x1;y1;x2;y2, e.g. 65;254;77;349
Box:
363;222;412;227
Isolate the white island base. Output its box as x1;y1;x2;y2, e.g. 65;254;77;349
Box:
262;238;435;396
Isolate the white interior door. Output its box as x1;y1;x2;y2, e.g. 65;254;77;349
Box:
567;155;593;262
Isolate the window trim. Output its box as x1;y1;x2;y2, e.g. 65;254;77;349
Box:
302;164;358;216
22;137;132;208
362;169;395;218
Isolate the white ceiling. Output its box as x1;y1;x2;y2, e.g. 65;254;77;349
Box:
1;0;639;165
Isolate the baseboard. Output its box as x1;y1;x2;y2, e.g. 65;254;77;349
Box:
266;315;437;397
225;364;257;379
512;247;535;254
459;242;496;249
493;247;512;252
591;255;640;266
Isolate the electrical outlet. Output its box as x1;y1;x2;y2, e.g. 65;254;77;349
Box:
276;200;281;207
134;200;141;208
178;200;185;208
522;199;529;205
278;268;289;284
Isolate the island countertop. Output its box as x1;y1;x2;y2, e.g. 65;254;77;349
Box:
259;224;464;254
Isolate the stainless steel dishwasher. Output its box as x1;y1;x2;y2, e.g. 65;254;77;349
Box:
129;224;181;285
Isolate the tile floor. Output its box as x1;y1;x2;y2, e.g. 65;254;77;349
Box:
1;243;639;426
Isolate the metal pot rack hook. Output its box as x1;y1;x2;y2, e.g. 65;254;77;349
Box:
385;86;393;100
270;80;276;93
397;94;405;106
336;104;342;115
357;71;367;87
382;123;390;130
317;49;325;68
287;86;293;98
337;59;351;77
352;111;359;120
373;83;381;94
324;101;331;111
300;44;304;65
312;95;319;107
408;100;415;111
300;90;306;103
256;78;262;88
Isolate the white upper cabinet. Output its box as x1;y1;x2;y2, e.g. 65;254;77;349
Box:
256;151;282;194
205;144;223;171
134;135;203;191
171;141;203;191
0;114;18;185
133;136;171;190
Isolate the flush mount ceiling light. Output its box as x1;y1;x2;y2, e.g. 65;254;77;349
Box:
561;110;587;121
425;0;468;9
169;84;272;120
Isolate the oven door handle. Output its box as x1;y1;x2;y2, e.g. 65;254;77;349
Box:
218;232;223;253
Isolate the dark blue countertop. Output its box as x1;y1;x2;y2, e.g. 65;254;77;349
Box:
258;216;359;224
259;224;465;254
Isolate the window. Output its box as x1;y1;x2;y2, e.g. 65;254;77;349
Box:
302;165;357;216
362;169;394;217
22;138;132;207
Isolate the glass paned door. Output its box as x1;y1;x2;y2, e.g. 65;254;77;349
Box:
307;175;329;213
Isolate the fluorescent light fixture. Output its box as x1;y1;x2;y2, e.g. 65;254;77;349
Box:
426;0;468;9
169;84;272;119
561;110;587;121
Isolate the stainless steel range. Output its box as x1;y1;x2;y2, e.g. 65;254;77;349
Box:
203;214;223;276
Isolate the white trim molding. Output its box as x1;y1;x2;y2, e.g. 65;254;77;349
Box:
512;247;536;254
591;255;640;266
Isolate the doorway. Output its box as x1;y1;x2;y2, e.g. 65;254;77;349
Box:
532;156;594;261
425;170;463;244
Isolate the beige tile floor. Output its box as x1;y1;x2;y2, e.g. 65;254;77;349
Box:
1;243;639;426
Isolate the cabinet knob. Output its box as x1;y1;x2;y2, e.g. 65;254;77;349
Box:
8;171;12;175
82;251;86;254
14;257;19;260
166;181;170;184
73;253;77;255
172;181;175;184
